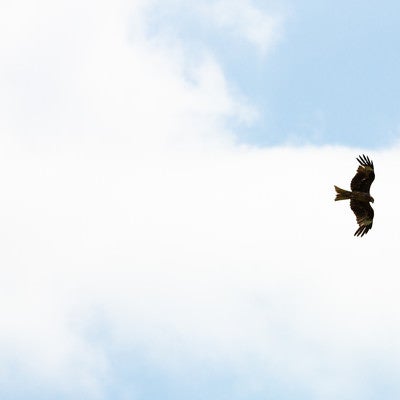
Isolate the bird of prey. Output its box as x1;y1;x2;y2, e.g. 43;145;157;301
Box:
334;154;375;237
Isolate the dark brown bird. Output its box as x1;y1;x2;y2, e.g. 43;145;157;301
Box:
334;154;375;237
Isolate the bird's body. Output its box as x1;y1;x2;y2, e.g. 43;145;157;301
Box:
334;154;375;237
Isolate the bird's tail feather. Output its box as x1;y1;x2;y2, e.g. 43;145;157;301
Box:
334;185;352;201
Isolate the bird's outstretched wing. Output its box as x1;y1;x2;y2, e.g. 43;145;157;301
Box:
350;199;374;237
350;154;375;193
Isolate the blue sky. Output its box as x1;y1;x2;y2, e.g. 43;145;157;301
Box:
146;0;400;147
254;0;400;147
2;1;400;399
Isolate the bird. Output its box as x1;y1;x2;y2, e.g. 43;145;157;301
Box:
334;154;375;237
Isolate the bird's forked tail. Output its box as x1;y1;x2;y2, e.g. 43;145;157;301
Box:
334;185;352;201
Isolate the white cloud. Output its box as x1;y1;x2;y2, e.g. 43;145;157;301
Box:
0;1;399;399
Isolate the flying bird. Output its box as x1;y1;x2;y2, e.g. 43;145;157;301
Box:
334;154;375;237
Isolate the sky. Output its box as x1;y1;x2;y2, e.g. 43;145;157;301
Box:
1;0;400;399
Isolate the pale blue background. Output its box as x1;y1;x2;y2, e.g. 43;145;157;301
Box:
149;0;400;147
